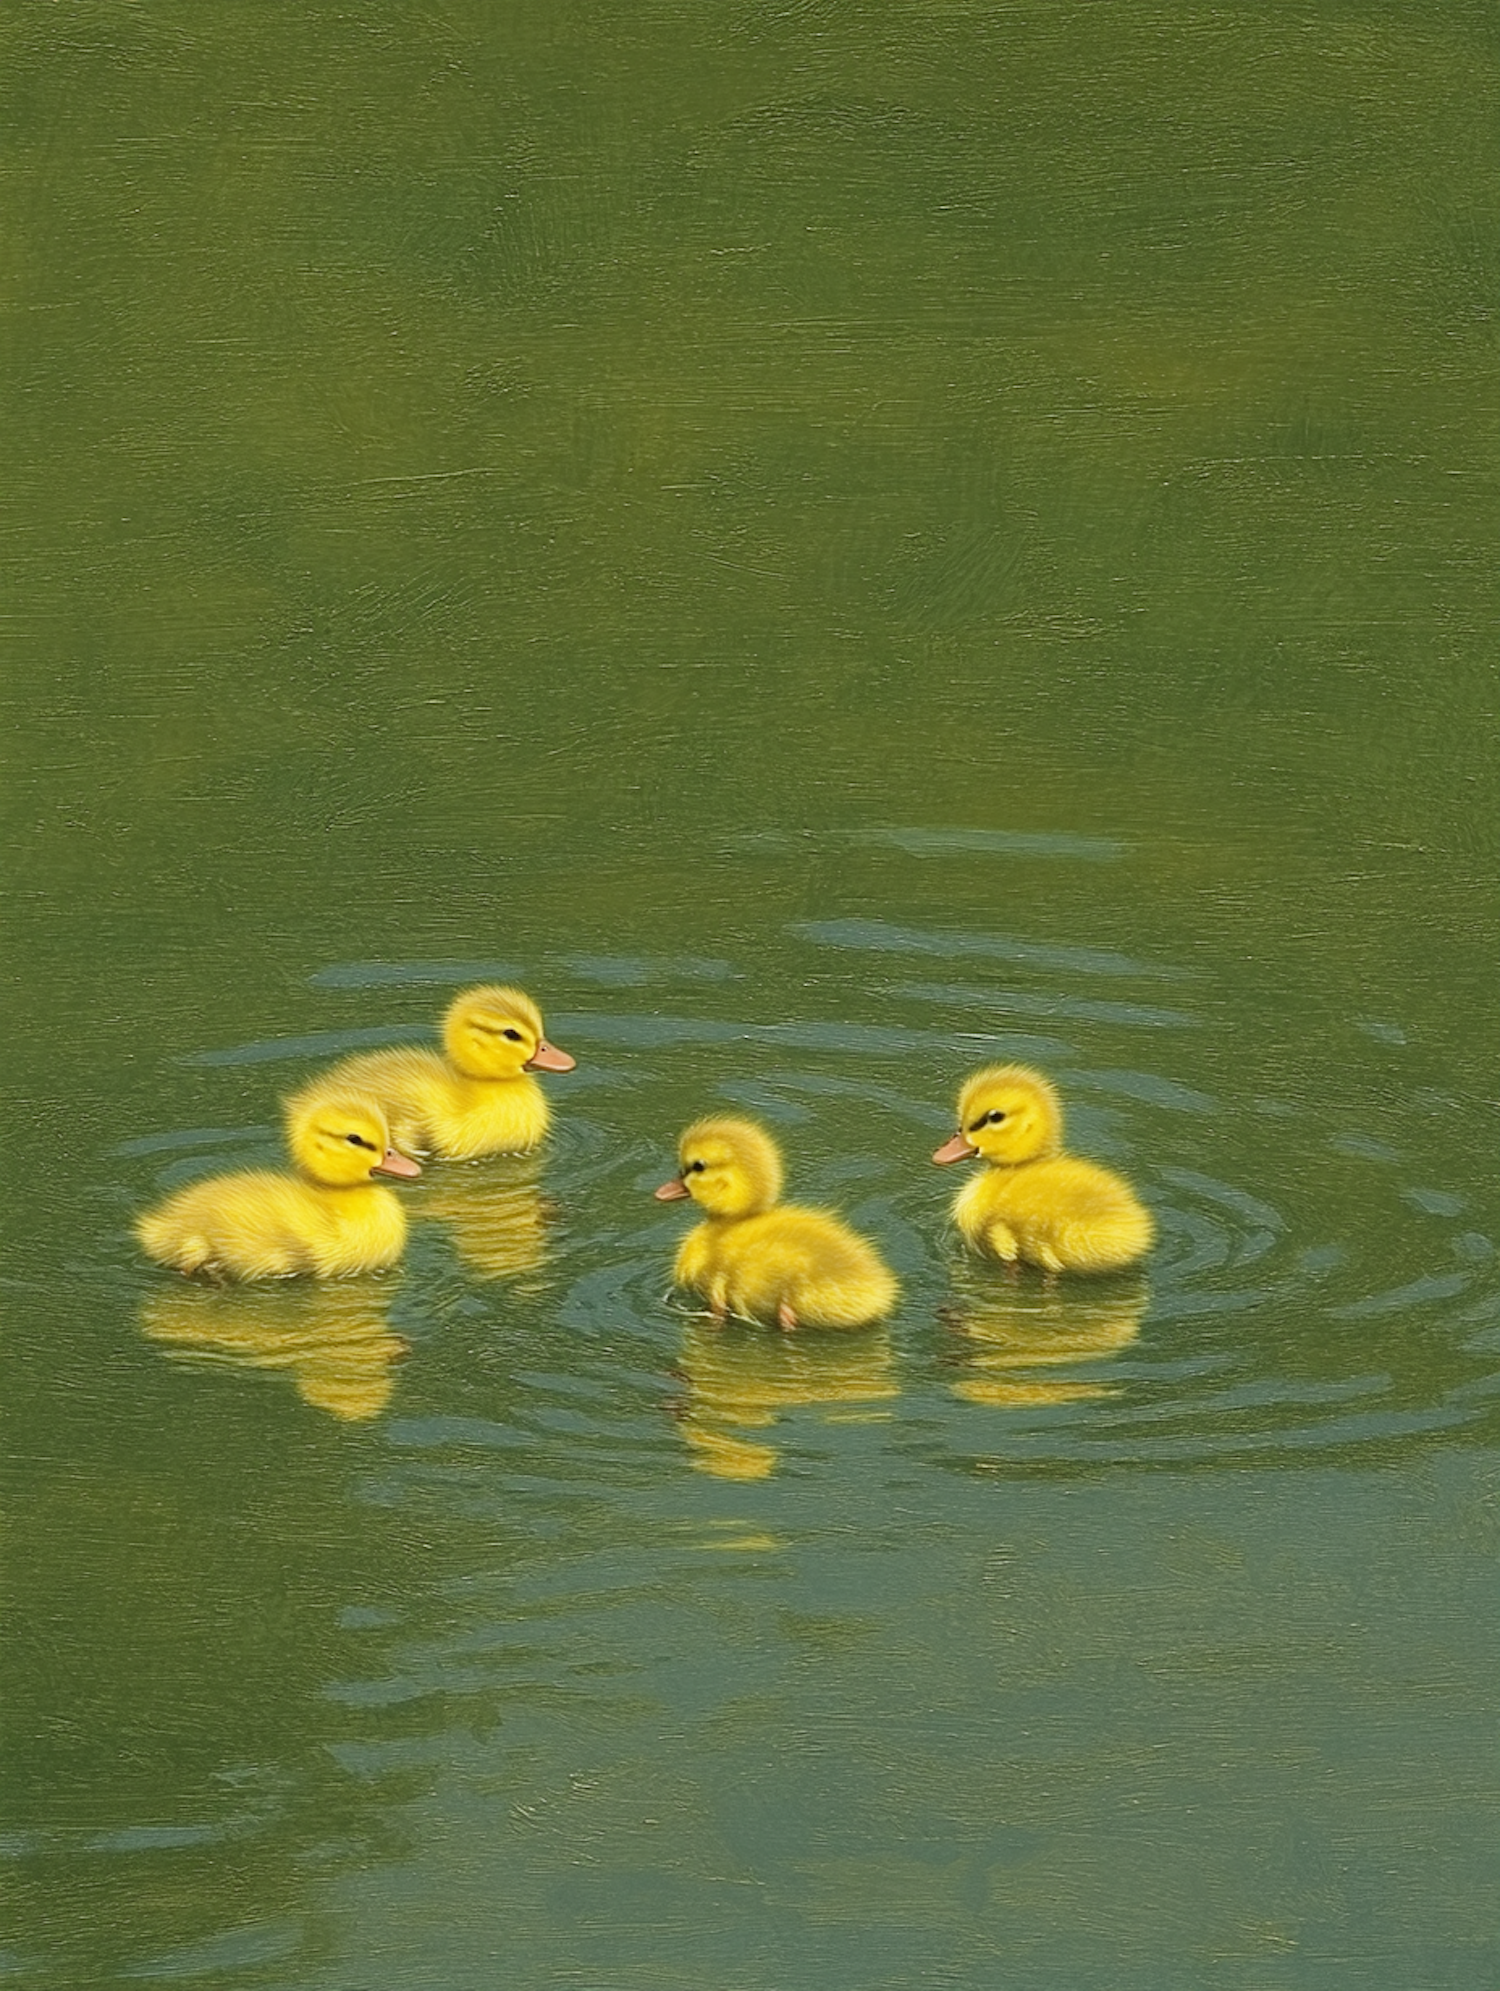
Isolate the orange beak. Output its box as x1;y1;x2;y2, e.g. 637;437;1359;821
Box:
525;1039;576;1073
932;1133;978;1166
654;1177;691;1201
373;1148;422;1180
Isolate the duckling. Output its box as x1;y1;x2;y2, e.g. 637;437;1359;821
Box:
323;985;574;1161
655;1116;898;1330
933;1066;1154;1274
136;1087;421;1281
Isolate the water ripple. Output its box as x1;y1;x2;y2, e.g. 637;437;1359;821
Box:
121;979;1498;1484
791;916;1185;981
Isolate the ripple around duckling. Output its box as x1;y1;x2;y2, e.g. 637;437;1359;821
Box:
790;917;1186;981
309;960;525;989
930;1111;1500;1469
187;1024;431;1068
555;953;737;987
884;980;1200;1031
722;826;1126;862
123;982;1498;1482
845;826;1126;863
551;1010;1074;1063
112;1124;278;1158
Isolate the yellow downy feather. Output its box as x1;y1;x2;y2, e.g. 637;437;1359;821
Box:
934;1065;1155;1275
135;1086;419;1281
323;984;574;1161
656;1115;898;1330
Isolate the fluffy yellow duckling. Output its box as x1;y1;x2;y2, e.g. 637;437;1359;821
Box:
933;1065;1154;1274
136;1087;421;1281
655;1116;898;1330
323;985;574;1161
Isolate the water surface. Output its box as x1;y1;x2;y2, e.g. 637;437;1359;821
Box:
3;3;1497;1986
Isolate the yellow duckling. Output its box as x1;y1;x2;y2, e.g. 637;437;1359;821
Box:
933;1065;1154;1274
655;1116;898;1330
136;1087;421;1281
322;984;574;1161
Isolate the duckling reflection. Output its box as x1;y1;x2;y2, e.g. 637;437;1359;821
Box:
676;1316;899;1480
141;1279;406;1422
408;1154;550;1284
945;1269;1147;1407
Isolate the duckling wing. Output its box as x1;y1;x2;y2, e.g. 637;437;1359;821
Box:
1000;1158;1155;1274
138;1171;324;1279
723;1208;897;1328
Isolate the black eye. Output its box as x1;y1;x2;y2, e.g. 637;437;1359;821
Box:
688;1160;706;1174
345;1133;374;1149
988;1110;1007;1125
503;1028;523;1042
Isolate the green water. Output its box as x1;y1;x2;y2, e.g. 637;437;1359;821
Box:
3;3;1497;1985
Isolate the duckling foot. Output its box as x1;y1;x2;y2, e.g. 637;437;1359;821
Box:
777;1301;799;1332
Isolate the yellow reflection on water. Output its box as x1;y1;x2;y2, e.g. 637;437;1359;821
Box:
676;1317;900;1480
411;1157;550;1283
141;1280;406;1422
945;1271;1147;1408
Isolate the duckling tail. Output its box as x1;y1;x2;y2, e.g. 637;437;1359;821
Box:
136;1208;213;1276
1057;1204;1156;1274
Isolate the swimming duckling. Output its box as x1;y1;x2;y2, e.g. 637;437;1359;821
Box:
655;1116;898;1330
136;1087;421;1281
323;985;575;1161
933;1065;1154;1274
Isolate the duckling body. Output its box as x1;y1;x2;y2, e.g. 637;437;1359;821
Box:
136;1088;420;1281
325;986;573;1161
935;1066;1154;1275
657;1116;898;1330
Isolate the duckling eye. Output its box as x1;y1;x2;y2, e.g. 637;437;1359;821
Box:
503;1028;523;1042
688;1159;706;1174
345;1133;376;1150
988;1110;1007;1125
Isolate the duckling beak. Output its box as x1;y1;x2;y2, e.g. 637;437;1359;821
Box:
654;1176;691;1201
526;1039;576;1073
373;1149;423;1179
932;1133;978;1165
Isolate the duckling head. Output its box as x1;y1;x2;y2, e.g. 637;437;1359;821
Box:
285;1088;423;1188
933;1065;1063;1168
442;985;575;1081
655;1116;784;1218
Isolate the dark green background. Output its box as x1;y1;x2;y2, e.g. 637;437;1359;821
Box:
3;4;1496;1986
